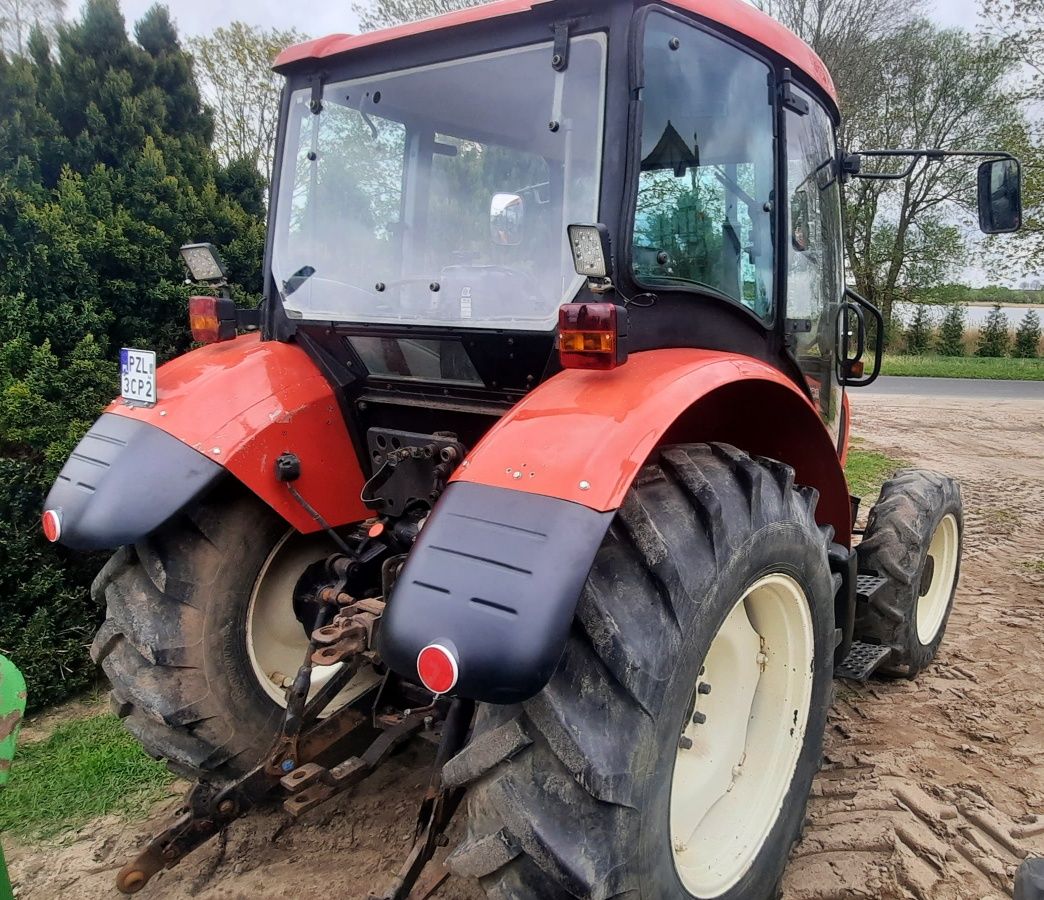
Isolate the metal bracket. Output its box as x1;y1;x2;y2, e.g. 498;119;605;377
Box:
551;21;572;71
780;68;809;116
309;72;326;114
362;429;465;516
114;614;372;895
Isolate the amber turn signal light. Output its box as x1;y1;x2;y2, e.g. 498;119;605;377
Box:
189;296;237;344
558;302;628;371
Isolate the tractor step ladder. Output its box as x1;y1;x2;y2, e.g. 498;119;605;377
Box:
836;641;892;681
836;575;893;681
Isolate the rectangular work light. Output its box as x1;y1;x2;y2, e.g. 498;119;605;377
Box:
179;243;227;284
568;224;613;280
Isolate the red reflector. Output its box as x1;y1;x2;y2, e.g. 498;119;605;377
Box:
188;296;236;344
417;643;459;695
42;509;62;543
558;303;627;371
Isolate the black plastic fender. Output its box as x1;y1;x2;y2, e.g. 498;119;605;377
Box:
378;482;614;704
44;413;224;551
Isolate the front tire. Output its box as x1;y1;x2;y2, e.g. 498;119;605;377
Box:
446;444;836;900
855;469;963;676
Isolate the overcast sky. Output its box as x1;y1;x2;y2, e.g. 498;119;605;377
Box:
81;0;982;43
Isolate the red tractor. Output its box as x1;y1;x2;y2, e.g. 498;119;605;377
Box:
44;1;1022;897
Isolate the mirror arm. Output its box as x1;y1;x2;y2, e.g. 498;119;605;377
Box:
848;148;1019;180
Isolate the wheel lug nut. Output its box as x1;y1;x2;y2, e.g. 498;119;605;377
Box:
679;736;694;750
692;711;707;725
698;682;712;695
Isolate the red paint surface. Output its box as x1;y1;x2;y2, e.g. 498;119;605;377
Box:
274;0;836;106
454;349;852;545
107;335;369;533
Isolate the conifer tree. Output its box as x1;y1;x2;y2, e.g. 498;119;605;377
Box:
976;304;1011;357
1014;309;1041;358
904;304;933;355
935;304;967;356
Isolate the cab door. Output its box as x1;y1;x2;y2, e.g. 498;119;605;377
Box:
784;86;846;447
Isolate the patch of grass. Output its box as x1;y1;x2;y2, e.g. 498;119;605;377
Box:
882;354;1044;380
845;445;905;500
1021;558;1044;575
0;713;173;840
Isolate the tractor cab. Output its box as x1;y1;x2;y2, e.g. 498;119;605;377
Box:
262;0;853;452
259;0;1017;462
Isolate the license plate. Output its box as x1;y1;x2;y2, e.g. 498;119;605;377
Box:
120;348;157;406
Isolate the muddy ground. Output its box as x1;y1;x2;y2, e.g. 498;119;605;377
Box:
7;388;1044;899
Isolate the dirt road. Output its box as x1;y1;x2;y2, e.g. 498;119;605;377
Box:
7;391;1044;900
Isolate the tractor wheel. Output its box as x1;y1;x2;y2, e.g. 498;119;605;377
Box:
855;470;962;677
445;444;836;900
90;481;366;782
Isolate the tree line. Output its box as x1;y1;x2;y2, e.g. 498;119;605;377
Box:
903;304;1041;358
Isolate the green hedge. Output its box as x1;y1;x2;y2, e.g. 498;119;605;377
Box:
0;1;263;710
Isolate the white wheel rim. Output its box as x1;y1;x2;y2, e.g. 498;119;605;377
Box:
246;531;379;712
915;513;959;645
670;573;815;897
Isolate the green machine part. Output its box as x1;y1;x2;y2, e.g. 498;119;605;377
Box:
0;654;27;900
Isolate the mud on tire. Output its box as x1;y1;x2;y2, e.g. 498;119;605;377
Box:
444;443;837;900
855;469;963;677
90;483;295;782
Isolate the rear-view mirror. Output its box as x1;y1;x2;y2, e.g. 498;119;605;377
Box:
978;158;1022;234
490;193;525;246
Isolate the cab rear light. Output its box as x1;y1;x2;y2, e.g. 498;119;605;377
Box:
189;296;237;344
417;643;459;696
558;302;628;371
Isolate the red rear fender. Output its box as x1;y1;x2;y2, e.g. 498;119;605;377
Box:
109;335;369;533
453;349;852;546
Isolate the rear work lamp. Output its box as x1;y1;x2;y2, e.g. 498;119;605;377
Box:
568;223;614;287
189;296;237;344
179;243;227;284
559;302;628;371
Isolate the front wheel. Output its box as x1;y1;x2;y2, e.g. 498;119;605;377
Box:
855;470;963;676
446;444;836;899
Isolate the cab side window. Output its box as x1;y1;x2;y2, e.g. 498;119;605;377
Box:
786;88;844;431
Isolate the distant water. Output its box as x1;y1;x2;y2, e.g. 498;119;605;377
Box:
894;302;1042;328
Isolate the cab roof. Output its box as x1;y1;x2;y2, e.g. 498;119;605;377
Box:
273;0;837;106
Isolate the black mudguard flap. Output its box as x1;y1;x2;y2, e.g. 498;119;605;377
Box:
45;413;224;551
379;482;614;705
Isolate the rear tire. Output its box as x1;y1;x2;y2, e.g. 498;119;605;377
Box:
855;469;963;677
445;444;836;900
90;483;337;782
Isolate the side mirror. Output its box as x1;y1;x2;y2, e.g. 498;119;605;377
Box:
837;289;884;388
490;193;525;246
977;158;1022;234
